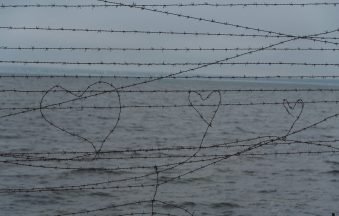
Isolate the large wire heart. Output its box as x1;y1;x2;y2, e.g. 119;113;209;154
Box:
39;81;121;154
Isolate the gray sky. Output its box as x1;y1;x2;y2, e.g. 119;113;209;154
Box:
0;0;339;76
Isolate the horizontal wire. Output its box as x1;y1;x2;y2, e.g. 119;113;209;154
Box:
1;60;338;67
3;148;339;163
1;46;339;52
2;141;337;162
1;138;336;161
3;150;339;172
0;136;275;156
1;26;339;40
1;154;224;171
0;26;306;38
1;75;339;79
1;2;339;8
88;2;339;7
0;183;156;193
13;141;326;171
1;100;339;112
2;88;339;94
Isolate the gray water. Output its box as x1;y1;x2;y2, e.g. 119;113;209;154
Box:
1;76;339;216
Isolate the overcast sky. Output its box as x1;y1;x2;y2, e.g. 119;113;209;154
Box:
0;0;339;76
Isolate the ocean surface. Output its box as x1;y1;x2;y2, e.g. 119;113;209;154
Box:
1;74;339;216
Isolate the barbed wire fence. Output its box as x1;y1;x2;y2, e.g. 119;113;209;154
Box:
0;0;339;215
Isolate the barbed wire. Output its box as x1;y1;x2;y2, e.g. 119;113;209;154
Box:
1;100;339;113
1;60;339;67
1;2;339;9
2;88;339;94
2;78;339;214
3;149;339;172
4;148;339;163
1;26;339;41
3;109;339;194
2;140;338;163
1;74;339;79
2;4;339;215
154;113;339;188
1;28;337;124
0;154;226;171
0;92;300;196
1;46;339;52
0;94;331;198
0;26;301;38
1;28;335;99
0;136;274;156
99;0;339;46
1;137;337;159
